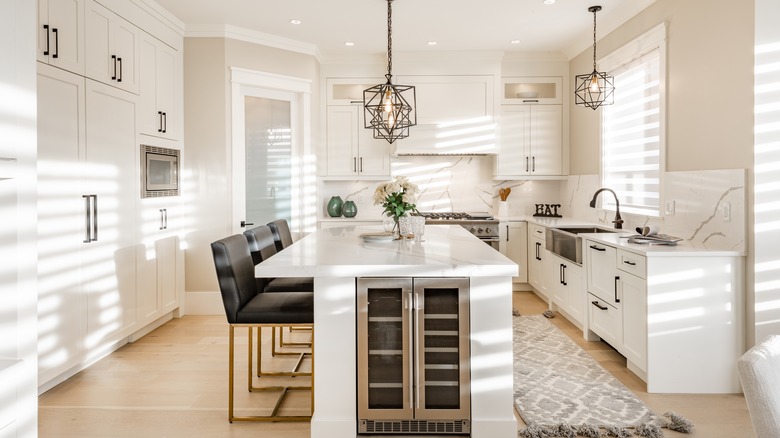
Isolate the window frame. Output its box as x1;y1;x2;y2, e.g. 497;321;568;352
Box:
598;23;667;217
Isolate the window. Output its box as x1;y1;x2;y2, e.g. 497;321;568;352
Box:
600;24;666;216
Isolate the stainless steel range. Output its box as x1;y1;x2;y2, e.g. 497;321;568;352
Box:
418;212;499;249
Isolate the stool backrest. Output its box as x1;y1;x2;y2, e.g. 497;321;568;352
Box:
243;225;278;265
211;234;260;324
738;335;780;437
267;219;293;252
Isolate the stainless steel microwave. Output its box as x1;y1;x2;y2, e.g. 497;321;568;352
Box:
141;145;179;198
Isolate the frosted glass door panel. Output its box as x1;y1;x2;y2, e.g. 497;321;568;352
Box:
245;96;292;227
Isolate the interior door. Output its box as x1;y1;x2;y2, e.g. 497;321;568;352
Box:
232;87;297;233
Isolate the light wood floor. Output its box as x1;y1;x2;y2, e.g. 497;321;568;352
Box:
39;291;754;437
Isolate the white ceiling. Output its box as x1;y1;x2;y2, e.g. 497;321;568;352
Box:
152;0;655;60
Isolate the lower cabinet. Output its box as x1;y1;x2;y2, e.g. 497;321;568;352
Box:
585;240;649;374
549;254;584;326
527;224;550;300
499;221;528;284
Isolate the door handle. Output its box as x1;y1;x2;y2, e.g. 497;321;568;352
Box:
117;57;123;82
111;55;117;80
158;111;163;132
353;157;357;172
83;195;98;242
162;112;167;133
592;300;608;310
240;220;254;228
614;276;620;303
359;157;363;173
589;245;606;252
506;225;509;242
532;156;536;172
623;260;636;266
525;156;529;172
52;27;59;58
43;24;50;56
561;264;567;285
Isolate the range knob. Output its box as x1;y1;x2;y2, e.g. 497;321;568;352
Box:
470;227;477;233
477;227;484;234
485;227;492;234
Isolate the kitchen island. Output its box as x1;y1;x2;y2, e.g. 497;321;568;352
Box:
254;225;518;437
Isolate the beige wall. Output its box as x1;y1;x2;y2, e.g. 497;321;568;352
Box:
182;38;320;297
569;0;754;175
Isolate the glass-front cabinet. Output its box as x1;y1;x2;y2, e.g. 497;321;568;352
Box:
357;277;470;434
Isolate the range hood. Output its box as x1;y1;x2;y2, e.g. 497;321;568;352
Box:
392;120;498;156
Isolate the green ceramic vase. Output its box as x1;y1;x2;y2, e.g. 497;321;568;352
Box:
342;200;358;218
327;196;343;217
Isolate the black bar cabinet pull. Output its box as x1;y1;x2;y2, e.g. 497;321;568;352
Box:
624;260;636;266
52;27;59;58
353;157;357;172
162;112;167;133
240;220;253;228
532;156;536;172
360;157;363;172
111;55;117;80
592;301;608;311
561;264;567;285
614;276;620;303
590;245;606;252
117;57;122;82
43;25;50;56
506;225;510;242
525;157;529;172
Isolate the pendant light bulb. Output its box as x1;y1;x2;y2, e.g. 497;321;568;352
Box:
574;5;615;110
589;74;600;93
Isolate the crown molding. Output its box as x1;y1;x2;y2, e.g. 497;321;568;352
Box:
184;24;321;59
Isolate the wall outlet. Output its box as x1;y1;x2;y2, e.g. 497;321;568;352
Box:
722;202;731;222
665;200;675;215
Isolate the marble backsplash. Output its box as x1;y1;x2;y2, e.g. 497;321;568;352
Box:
562;170;747;251
320;159;746;251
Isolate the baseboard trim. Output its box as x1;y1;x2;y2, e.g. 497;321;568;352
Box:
184;291;224;315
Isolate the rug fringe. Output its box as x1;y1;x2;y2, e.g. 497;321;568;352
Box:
518;417;696;437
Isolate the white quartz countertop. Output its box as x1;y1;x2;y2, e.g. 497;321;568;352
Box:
496;215;744;256
255;224;519;278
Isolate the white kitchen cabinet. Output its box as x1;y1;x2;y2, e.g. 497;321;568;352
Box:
550;253;584;326
527;223;550;301
395;75;494;125
501;77;562;105
36;64;88;384
85;0;139;94
37;0;85;75
84;79;139;345
499;221;528;284
136;198;182;327
584;237;744;393
495;105;562;178
325;104;392;179
138;31;179;140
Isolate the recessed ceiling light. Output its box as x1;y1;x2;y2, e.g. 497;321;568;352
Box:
510;40;521;45
544;0;556;4
427;41;438;46
290;19;301;25
344;41;355;47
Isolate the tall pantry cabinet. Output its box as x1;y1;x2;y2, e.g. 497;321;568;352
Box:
36;0;183;390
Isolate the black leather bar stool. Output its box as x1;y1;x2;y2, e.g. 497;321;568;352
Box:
243;225;313;363
211;234;313;422
266;219;314;348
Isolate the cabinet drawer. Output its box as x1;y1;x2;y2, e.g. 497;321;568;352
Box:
588;294;622;348
617;250;646;279
528;223;546;241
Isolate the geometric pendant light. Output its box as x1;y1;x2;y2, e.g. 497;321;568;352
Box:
363;0;416;144
574;5;614;110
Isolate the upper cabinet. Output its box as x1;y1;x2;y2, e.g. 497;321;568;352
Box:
85;0;139;94
501;77;562;105
395;75;494;125
139;32;179;140
37;0;86;75
495;105;562;178
324;78;393;180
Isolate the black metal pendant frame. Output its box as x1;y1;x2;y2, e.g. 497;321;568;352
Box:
575;70;615;110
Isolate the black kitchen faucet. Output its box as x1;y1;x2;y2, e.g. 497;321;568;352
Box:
589;188;624;229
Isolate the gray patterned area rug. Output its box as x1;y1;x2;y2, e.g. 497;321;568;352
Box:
513;315;692;437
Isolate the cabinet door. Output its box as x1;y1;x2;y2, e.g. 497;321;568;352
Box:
85;2;139;94
38;0;85;75
586;240;618;304
396;75;493;125
564;262;584;325
139;34;178;139
36;65;88;383
158;235;180;314
501;222;528;283
496;106;530;176
588;294;622;347
621;272;647;372
550;255;568;308
84;80;138;345
356;112;392;177
529;106;562;175
528;237;550;300
326;106;359;176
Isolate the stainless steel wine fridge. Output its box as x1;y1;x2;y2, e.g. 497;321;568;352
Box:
357;277;470;435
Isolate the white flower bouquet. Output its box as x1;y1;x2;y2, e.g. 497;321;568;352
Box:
373;176;419;220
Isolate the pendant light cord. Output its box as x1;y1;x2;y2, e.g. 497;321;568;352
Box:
591;8;598;71
386;0;393;79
